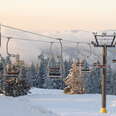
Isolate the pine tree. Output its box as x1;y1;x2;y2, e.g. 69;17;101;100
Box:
64;63;85;94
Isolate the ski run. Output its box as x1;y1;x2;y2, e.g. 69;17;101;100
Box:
0;88;116;116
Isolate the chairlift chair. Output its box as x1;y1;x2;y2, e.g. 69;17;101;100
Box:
47;41;64;78
5;37;20;78
76;43;92;73
47;56;62;78
47;66;62;78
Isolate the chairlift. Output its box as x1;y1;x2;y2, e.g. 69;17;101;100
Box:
47;40;65;78
5;37;20;77
76;60;92;73
48;67;62;78
76;43;92;73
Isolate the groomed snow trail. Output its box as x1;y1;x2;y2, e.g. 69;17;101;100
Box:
28;88;116;116
0;88;116;116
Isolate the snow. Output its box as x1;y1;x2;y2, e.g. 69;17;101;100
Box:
0;88;116;116
0;94;56;116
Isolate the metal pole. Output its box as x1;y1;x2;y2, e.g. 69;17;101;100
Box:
100;45;107;113
6;37;11;57
92;32;116;113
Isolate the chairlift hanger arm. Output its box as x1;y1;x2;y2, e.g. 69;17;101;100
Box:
6;37;16;57
6;37;11;56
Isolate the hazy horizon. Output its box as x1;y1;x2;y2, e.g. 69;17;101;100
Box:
0;0;116;64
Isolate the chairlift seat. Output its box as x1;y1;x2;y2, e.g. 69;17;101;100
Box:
81;68;91;72
112;59;116;63
49;73;61;76
5;74;18;78
48;67;62;78
7;71;19;75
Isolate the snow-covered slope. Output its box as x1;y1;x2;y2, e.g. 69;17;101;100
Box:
0;93;56;116
0;88;116;116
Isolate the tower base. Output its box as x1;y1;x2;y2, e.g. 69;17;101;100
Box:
100;107;107;113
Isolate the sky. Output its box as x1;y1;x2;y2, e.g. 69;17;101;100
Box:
0;0;116;32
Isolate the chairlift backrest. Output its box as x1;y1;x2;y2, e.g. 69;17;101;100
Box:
47;66;62;78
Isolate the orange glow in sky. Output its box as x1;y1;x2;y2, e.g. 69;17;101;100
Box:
0;0;116;32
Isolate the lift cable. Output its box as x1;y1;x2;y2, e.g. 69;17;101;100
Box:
2;35;101;61
1;24;90;44
2;35;97;57
1;24;57;40
2;35;58;43
3;35;99;59
2;35;91;48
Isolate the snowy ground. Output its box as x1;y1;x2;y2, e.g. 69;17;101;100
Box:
0;88;116;116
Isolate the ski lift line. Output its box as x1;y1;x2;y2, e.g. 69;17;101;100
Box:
3;34;99;59
1;24;58;40
47;39;65;85
2;35;96;55
2;35;58;44
1;24;92;45
1;24;70;42
2;35;91;48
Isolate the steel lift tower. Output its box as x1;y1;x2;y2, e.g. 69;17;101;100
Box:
91;32;116;113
